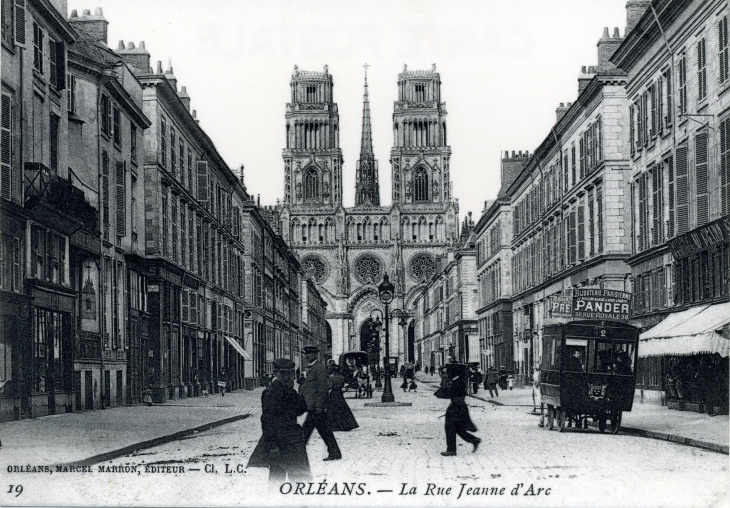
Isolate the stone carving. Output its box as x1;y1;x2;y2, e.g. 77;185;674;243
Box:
301;255;329;284
409;253;437;283
354;254;383;285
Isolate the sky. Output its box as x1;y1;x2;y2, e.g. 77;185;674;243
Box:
67;0;629;221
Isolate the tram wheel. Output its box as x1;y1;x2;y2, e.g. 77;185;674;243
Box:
598;418;607;433
547;405;555;430
610;412;622;434
557;409;567;432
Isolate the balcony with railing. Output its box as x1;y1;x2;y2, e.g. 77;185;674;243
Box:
24;163;99;237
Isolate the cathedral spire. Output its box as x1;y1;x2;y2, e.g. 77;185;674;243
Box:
355;64;380;206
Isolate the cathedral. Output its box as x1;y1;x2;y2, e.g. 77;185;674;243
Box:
278;64;459;363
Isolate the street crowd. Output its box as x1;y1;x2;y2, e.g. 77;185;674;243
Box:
246;347;492;485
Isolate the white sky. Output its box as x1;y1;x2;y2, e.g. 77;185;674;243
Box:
67;0;628;220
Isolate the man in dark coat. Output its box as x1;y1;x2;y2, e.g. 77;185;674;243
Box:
300;345;342;461
247;358;312;485
441;371;481;456
485;367;499;397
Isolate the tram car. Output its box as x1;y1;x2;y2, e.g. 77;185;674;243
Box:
540;320;640;433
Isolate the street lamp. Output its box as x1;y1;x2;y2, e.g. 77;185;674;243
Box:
378;273;396;403
370;309;383;388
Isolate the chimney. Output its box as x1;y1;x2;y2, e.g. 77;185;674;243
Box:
178;86;191;111
116;40;151;75
500;150;529;191
597;26;623;71
578;65;596;95
556;102;569;123
164;60;177;92
626;0;651;35
68;7;108;45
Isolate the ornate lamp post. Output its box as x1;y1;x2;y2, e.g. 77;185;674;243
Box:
370;309;383;388
378;273;396;403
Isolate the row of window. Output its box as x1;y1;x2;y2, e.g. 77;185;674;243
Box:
478;260;502;308
632;245;728;315
476;221;501;266
512;186;604;294
514;116;603;238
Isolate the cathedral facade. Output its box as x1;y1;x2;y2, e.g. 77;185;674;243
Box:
278;64;459;363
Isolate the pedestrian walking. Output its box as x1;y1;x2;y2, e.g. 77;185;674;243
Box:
485;367;499;398
247;358;312;485
468;365;483;395
441;364;480;456
218;368;227;396
299;345;342;461
325;364;359;432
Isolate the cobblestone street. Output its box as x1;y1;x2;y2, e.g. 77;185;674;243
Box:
7;379;726;507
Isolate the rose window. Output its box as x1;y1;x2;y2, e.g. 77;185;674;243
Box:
301;256;328;284
410;253;437;282
354;255;383;285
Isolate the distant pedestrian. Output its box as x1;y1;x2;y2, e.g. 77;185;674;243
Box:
441;366;480;456
218;368;227;396
485;367;499;398
300;345;342;461
430;365;435;376
247;358;312;485
468;366;483;395
326;364;359;432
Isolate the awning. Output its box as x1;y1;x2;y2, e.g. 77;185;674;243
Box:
639;302;730;358
225;336;252;360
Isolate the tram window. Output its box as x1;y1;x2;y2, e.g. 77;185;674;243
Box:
592;341;612;373
564;339;587;372
613;343;635;375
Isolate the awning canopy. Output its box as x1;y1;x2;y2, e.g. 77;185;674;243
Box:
639;302;730;358
225;336;252;360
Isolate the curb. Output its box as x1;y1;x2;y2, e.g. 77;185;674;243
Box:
59;414;251;468
618;425;729;455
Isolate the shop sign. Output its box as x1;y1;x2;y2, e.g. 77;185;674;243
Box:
572;289;631;321
549;295;573;319
668;217;729;260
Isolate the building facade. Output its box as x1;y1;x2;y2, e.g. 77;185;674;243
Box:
277;65;459;366
413;215;478;372
507;21;634;385
473;152;525;373
66;9;150;410
611;0;729;410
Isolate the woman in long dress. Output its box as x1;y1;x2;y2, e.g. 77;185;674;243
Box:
326;364;359;432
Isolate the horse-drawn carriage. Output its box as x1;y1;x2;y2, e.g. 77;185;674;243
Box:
339;351;373;398
540;320;640;433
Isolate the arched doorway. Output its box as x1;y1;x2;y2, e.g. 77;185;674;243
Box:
407;320;415;363
359;318;379;366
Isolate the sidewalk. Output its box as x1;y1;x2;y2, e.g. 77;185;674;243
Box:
417;374;729;454
0;389;263;467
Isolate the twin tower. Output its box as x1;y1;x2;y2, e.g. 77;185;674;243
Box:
281;63;453;210
278;64;459;357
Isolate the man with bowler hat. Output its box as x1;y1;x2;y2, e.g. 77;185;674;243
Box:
300;345;342;461
247;358;312;484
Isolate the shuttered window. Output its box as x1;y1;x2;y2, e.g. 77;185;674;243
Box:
102;151;110;241
161;191;168;258
649;84;657;139
721;117;730;217
678;56;687;116
675;145;689;234
695;132;709;226
571;143;576;186
651;164;664;245
664;67;672;128
597;115;603;163
638;173;648;251
160;117;167;167
171;196;178;263
188;209;195;270
636;99;643;149
13;0;25;47
577;201;585;261
657;77;664;136
629;104;635;156
666;154;675;238
115;160;125;237
179;138;185;186
170;129;176;175
588;191;595;257
197;160;208;202
720;16;729;85
32;22;42;73
579;137;585;181
697;38;707;102
180;206;186;268
596;185;604;253
1;93;12;201
568;208;577;265
642;91;649;146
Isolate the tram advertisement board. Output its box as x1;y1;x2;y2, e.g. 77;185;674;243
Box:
572;289;631;321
